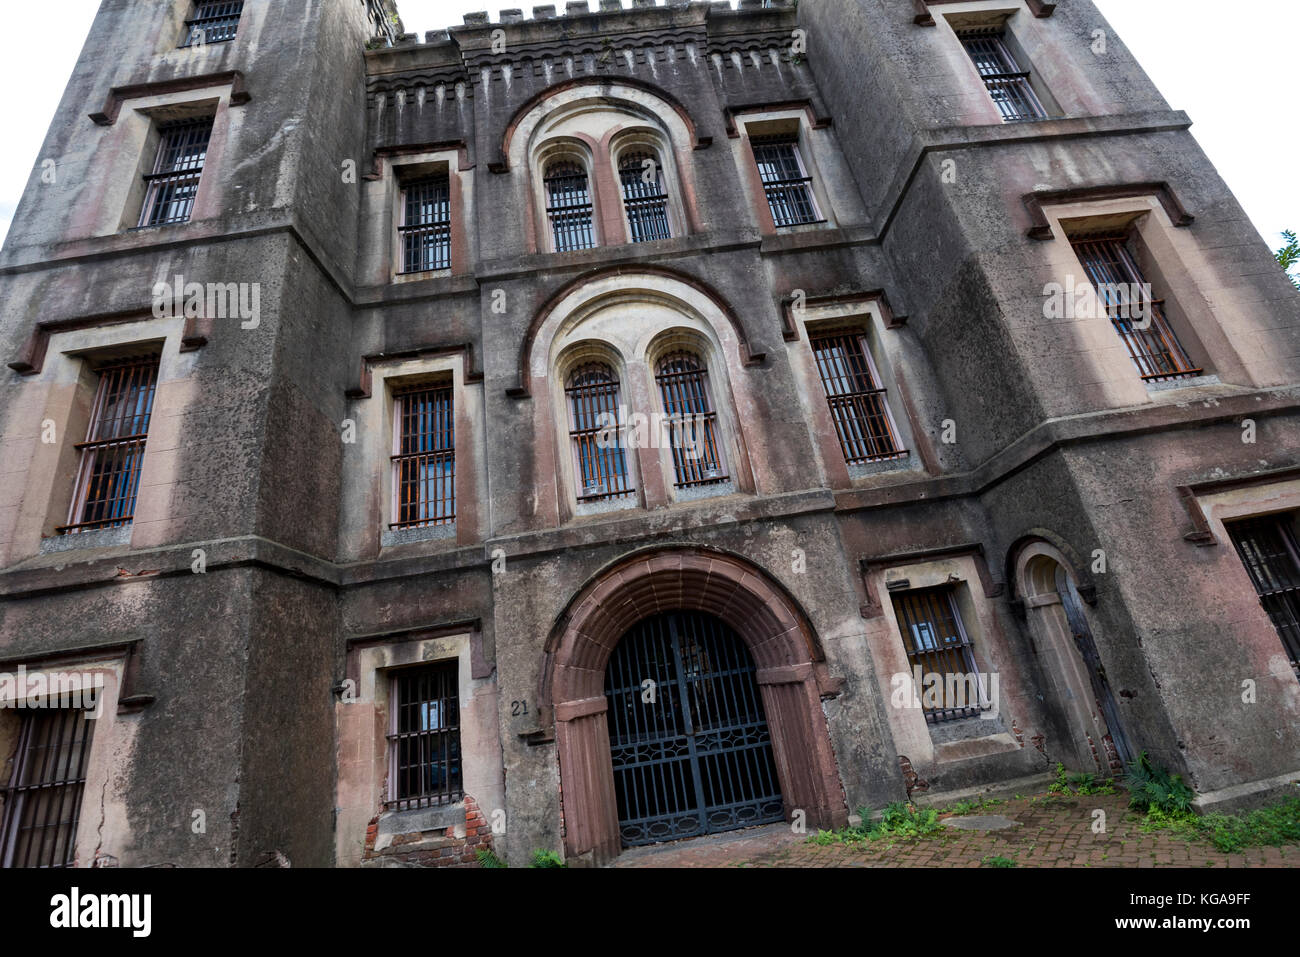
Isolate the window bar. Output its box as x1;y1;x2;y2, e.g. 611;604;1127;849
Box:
399;174;451;273
810;331;907;464
566;364;633;501
386;662;462;810
59;357;159;534
1;708;95;868
138;119;213;227
390;386;455;528
619;151;672;243
181;1;244;46
1227;516;1300;678
544;161;596;252
891;587;985;723
959;30;1048;122
1070;235;1200;382
655;352;728;488
750;135;822;228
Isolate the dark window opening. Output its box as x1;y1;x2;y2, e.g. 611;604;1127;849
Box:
138;118;212;227
809;330;907;464
392;386;455;528
387;662;462;810
750;134;822;228
1;708;95;868
655;352;729;489
619;150;671;243
958;29;1048;123
1227;515;1300;679
891;586;989;724
399;174;451;273
181;1;244;47
545;160;595;252
566;363;634;502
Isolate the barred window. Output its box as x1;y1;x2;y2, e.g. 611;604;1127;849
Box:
181;1;244;47
1;708;95;868
958;30;1048;123
891;586;988;723
810;330;906;465
391;386;455;528
387;662;462;810
399;174;451;273
1070;234;1200;382
566;364;634;501
60;356;159;535
1226;515;1300;679
750;134;822;228
619;150;671;243
138;118;212;227
545;160;595;252
655;352;728;488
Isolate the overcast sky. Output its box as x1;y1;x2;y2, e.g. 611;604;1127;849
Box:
1;1;1295;250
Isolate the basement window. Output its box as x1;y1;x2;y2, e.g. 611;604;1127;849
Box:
386;662;463;810
890;585;991;723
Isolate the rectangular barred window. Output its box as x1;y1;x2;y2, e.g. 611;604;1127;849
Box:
138;118;212;227
958;30;1048;123
1;709;95;868
1070;234;1200;382
750;134;822;228
391;386;455;528
1226;515;1300;678
60;356;159;535
399;174;452;274
809;330;906;465
891;587;988;723
387;662;462;810
181;1;244;47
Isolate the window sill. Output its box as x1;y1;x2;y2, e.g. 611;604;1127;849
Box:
575;494;639;518
928;713;1021;762
1144;372;1220;394
672;479;736;503
392;268;452;284
381;522;456;548
40;525;132;555
847;452;915;481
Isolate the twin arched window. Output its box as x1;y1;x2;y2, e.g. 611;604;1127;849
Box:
563;349;727;505
542;145;674;252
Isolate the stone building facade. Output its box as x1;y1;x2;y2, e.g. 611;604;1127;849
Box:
0;0;1297;868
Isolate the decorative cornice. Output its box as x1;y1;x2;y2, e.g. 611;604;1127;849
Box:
914;0;1055;26
858;542;1003;618
778;289;906;341
345;343;484;399
723;99;832;138
89;70;250;126
1022;181;1194;240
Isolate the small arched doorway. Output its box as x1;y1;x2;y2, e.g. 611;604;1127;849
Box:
1017;542;1134;775
605;610;784;846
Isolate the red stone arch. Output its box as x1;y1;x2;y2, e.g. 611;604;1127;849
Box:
541;545;848;863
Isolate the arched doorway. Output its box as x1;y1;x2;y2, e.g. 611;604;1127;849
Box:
543;546;848;863
605;610;784;846
1016;542;1133;775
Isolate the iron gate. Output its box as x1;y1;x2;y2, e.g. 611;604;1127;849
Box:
604;610;785;846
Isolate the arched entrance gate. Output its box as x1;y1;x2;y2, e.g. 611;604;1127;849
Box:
542;547;848;863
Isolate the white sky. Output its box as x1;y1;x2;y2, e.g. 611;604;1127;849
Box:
0;1;1295;250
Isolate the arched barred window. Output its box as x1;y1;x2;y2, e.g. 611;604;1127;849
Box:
544;160;596;252
654;351;727;488
618;149;671;243
566;363;633;500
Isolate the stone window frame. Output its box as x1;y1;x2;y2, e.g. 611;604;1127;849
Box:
862;552;1019;768
533;139;601;254
1034;193;1252;406
930;2;1066;124
342;351;484;554
389;379;457;534
335;627;504;867
2;315;193;565
0;652;131;869
734;110;838;236
377;147;471;285
785;298;923;488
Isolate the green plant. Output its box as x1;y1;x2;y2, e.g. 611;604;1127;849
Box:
1048;761;1116;796
981;854;1017;868
528;849;567;868
864;801;943;840
1124;751;1194;814
1276;229;1300;289
475;848;508;868
810;829;839;846
1142;798;1300;853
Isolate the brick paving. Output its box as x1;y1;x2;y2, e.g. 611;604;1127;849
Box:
611;793;1300;868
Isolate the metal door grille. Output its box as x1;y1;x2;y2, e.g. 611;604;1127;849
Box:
1;709;95;868
566;364;634;501
810;331;907;464
1227;515;1300;678
181;1;244;46
619;151;671;243
604;611;784;847
1071;235;1200;382
387;662;462;810
399;174;451;273
891;586;987;723
60;357;159;534
545;160;595;252
138;119;212;227
391;386;455;528
958;30;1047;122
750;135;822;227
655;352;728;488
